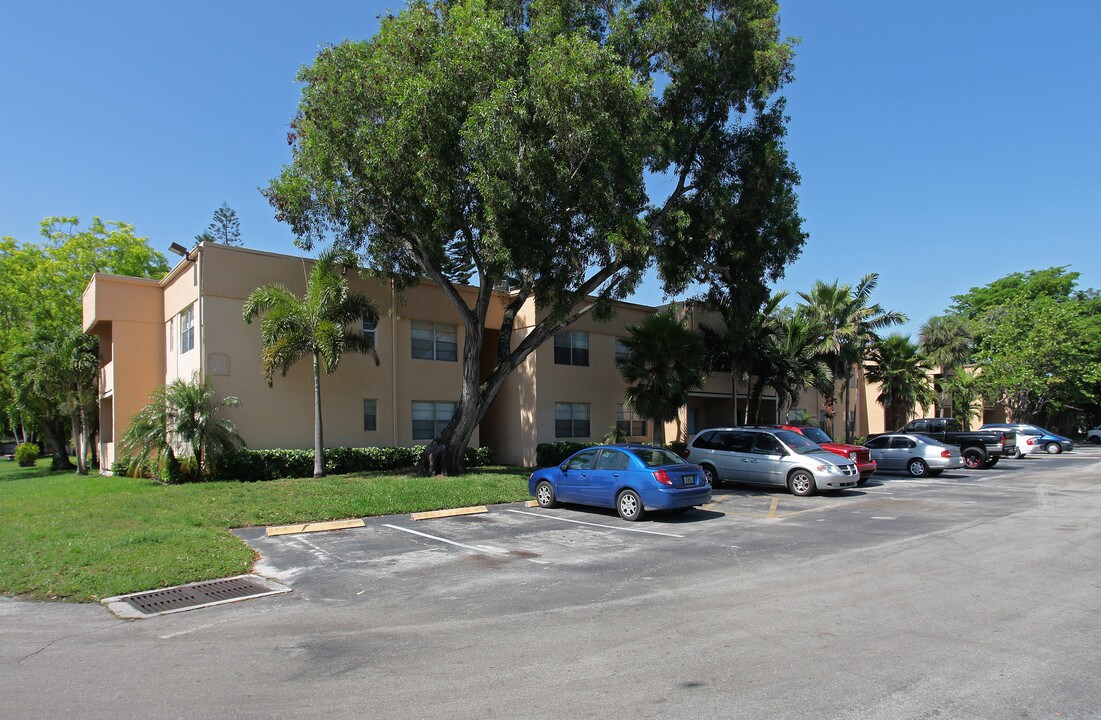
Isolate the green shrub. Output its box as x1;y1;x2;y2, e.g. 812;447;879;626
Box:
215;444;496;481
535;441;597;468
666;441;688;458
14;443;39;467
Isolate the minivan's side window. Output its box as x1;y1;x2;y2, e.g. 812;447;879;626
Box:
719;431;752;453
753;433;784;455
692;431;717;449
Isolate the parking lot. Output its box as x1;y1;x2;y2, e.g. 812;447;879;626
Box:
5;448;1101;720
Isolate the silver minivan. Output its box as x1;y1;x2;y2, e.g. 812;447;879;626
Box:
685;427;860;496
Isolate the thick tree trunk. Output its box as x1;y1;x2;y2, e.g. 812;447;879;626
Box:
69;411;86;475
45;420;74;471
313;352;325;478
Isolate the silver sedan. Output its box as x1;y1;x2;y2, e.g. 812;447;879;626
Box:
863;433;963;477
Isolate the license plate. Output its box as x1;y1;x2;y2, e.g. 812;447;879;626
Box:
682;476;696;486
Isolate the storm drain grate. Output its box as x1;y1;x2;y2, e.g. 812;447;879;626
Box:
112;575;289;616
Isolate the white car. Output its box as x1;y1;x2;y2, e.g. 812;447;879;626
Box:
1088;425;1101;445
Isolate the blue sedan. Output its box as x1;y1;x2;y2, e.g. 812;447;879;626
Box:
529;444;711;521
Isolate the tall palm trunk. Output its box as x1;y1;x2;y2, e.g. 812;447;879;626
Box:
313;351;325;478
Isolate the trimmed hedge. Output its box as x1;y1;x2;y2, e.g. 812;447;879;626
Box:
535;441;599;468
14;443;39;467
214;445;495;481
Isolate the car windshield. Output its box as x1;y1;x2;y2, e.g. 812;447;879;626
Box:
798;427;832;444
774;430;821;454
631;447;687;468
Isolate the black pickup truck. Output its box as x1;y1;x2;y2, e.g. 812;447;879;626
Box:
895;418;1016;469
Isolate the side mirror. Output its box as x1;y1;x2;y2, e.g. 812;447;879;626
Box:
559;464;569;473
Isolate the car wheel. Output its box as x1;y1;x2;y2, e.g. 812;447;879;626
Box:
1045;443;1062;455
534;480;557;509
907;458;928;477
617;489;645;521
702;464;720;487
1013;448;1024;459
928;469;943;477
1089;436;1101;445
787;469;815;497
983;456;1000;468
962;447;987;469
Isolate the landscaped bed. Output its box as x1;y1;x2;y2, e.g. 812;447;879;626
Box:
0;458;530;602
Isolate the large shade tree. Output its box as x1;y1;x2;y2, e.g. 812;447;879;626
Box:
243;247;380;477
265;0;801;474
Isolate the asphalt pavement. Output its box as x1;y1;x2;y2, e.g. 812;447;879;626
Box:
4;448;1101;719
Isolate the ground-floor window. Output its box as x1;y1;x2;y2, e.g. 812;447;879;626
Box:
364;399;378;432
616;404;646;437
412;401;455;440
555;402;590;439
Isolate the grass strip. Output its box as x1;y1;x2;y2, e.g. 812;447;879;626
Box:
0;459;531;602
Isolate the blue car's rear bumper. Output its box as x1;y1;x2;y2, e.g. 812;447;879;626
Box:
640;484;712;510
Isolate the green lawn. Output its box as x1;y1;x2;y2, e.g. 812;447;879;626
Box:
0;458;532;603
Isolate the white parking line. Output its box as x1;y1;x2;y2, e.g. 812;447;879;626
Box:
506;509;686;538
382;524;508;555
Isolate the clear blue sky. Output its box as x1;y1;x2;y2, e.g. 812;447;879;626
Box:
2;1;1098;338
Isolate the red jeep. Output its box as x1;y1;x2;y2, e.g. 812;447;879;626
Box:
776;425;877;484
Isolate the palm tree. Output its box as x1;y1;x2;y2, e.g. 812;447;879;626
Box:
698;292;788;425
797;274;906;441
243;247;380;477
118;374;245;480
616;312;708;445
944;367;982;430
765;313;832;421
864;335;936;430
919;314;974;417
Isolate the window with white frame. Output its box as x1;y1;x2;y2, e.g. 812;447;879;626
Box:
180;304;195;353
412;401;455;440
411;321;457;361
614;338;631;361
363;317;378;347
616;404;647;437
363;399;378;432
554;331;589;366
555;402;590;438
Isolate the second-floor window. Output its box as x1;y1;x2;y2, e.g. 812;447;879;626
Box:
180;304;195;353
554;331;589;366
614;338;631;361
411;321;457;361
363;317;377;347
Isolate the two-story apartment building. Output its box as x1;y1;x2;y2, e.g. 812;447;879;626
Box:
83;242;893;470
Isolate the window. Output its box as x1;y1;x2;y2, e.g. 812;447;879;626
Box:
180;304;195;354
596;450;630;471
411;321;457;361
363;399;377;432
753;433;784;455
616;404;647;437
889;437;916;450
555;402;590;438
554;331;589;366
717;431;752;453
412;401;455;440
565;449;598;471
614;338;631;361
363;317;378;347
864;436;890;450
